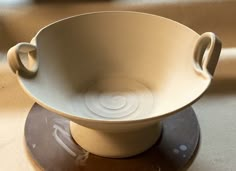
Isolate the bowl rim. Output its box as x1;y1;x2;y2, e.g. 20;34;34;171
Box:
34;10;200;39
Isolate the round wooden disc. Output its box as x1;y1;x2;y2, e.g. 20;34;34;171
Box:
25;104;200;171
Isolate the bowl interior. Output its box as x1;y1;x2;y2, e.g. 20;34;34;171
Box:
19;12;210;121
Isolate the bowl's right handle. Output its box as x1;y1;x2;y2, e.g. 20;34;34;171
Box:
7;42;38;77
193;32;222;78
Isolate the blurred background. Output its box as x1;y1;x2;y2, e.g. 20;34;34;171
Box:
0;0;235;53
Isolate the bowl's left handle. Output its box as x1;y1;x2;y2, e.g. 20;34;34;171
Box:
193;32;222;78
7;43;38;77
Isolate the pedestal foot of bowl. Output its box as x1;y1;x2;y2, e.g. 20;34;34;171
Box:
70;121;162;158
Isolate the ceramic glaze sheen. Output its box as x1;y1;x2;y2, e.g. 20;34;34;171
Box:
7;11;221;157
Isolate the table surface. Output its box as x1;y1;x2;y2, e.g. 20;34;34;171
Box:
1;1;236;170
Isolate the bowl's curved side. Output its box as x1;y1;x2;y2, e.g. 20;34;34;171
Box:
15;11;215;130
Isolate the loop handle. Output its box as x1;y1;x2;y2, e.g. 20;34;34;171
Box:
194;32;222;78
7;43;38;77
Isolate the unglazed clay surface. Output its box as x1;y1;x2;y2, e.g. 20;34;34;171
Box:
7;11;221;157
71;76;155;120
8;12;221;124
70;121;162;158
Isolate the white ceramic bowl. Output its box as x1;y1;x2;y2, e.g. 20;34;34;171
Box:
7;11;221;158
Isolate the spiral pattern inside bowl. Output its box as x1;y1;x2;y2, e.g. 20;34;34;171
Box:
73;77;155;120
